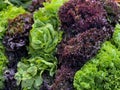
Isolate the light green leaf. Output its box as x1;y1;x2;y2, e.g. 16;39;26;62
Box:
27;66;37;77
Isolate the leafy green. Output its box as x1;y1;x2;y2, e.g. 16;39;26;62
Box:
0;43;7;89
0;0;8;11
29;23;62;55
74;41;120;90
34;0;68;29
15;0;67;89
28;0;67;56
28;0;67;55
15;55;57;90
0;5;25;40
112;24;120;49
9;0;32;9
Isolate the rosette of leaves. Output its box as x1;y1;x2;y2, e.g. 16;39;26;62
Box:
15;55;57;90
3;13;33;51
28;0;67;57
29;23;62;56
0;5;25;40
29;0;68;56
58;0;108;37
74;41;120;90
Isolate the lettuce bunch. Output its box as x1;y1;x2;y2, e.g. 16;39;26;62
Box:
74;41;120;90
15;55;57;90
15;0;67;89
0;5;25;40
33;0;68;29
29;23;62;55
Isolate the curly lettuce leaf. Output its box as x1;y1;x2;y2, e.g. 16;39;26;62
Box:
0;5;25;40
74;41;120;90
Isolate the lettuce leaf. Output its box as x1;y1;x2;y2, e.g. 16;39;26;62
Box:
9;0;32;9
15;55;57;90
0;0;8;11
33;0;68;29
112;24;120;49
0;43;7;89
74;41;120;90
0;5;25;40
15;0;67;89
29;23;62;55
29;0;67;56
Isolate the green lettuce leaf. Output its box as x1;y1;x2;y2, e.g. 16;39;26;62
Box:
0;43;7;89
15;55;57;90
0;0;8;11
29;0;67;56
9;0;32;9
15;0;67;89
112;24;120;49
74;41;120;90
33;0;68;29
29;23;62;55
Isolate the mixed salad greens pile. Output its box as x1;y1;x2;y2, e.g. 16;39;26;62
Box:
0;0;120;90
